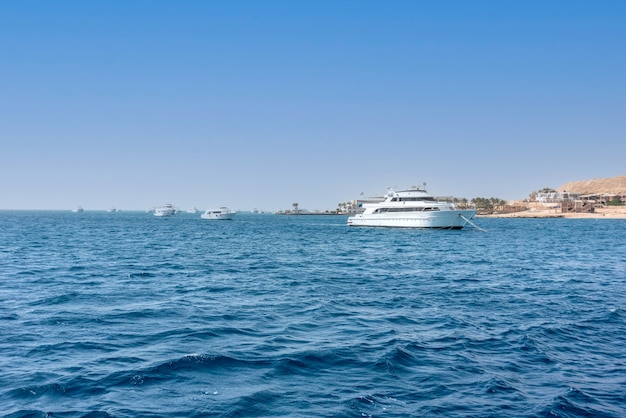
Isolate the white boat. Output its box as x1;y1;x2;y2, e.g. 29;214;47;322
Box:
153;204;177;217
72;206;84;213
347;187;476;229
201;207;236;220
187;207;199;214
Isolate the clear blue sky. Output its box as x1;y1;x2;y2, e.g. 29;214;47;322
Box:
2;1;625;211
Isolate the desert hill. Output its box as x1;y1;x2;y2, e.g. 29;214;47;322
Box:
557;175;626;195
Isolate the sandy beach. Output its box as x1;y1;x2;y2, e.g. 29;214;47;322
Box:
479;203;626;219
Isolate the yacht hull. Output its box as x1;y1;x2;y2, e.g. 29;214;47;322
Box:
153;210;176;217
347;209;476;228
201;213;235;220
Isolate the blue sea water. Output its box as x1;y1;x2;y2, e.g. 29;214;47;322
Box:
1;211;625;417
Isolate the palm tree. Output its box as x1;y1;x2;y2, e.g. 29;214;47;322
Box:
292;202;299;213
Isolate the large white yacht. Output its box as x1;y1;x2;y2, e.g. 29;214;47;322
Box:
153;204;177;217
347;187;476;229
201;207;236;220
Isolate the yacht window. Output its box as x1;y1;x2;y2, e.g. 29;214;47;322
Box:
377;207;429;212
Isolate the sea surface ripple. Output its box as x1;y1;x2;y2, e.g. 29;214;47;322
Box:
1;211;625;417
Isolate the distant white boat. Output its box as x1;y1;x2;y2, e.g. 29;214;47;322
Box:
201;207;236;220
154;204;176;217
107;207;118;213
187;207;199;214
347;186;476;229
72;206;84;213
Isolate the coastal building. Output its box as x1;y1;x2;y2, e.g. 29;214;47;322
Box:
578;193;626;205
535;190;579;203
561;200;594;214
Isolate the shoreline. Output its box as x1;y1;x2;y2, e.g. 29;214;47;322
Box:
479;205;626;219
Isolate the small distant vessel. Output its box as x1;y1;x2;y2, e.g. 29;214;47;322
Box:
187;207;199;214
201;207;236;220
153;204;177;217
347;186;476;229
72;206;84;213
107;207;118;213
